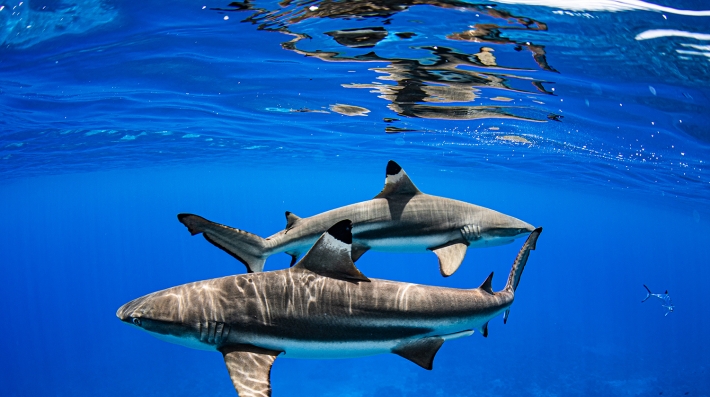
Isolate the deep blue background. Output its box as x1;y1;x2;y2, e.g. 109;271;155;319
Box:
2;0;710;395
2;161;708;396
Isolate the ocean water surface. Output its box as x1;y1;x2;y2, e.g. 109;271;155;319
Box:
1;0;709;396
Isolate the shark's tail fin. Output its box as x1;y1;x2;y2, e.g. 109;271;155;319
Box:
177;213;268;273
503;227;542;324
642;285;652;302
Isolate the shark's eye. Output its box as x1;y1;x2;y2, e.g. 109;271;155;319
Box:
132;318;142;326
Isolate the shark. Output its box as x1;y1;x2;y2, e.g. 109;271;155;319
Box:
642;284;674;316
117;220;542;397
178;160;535;277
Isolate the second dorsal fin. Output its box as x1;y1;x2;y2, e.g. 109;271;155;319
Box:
478;272;494;294
374;160;422;199
285;211;301;230
294;220;370;282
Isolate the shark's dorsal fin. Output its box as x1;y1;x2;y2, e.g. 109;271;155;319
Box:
374;160;422;199
478;272;494;294
294;220;370;282
351;243;370;262
392;337;445;370
285;211;301;231
430;243;468;277
220;344;281;397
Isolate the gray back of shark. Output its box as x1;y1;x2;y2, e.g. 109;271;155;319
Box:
178;160;534;276
118;220;542;397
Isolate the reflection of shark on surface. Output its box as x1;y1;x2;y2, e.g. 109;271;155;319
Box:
178;160;534;276
118;221;542;397
642;285;674;316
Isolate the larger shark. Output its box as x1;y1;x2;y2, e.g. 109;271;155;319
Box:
178;160;534;276
117;220;542;397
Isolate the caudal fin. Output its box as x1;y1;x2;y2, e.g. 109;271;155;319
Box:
641;284;652;302
503;227;542;324
177;214;268;273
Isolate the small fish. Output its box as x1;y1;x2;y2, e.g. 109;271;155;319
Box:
642;285;674;316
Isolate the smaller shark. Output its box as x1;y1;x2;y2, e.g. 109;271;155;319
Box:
118;221;542;397
178;160;534;276
642;285;674;316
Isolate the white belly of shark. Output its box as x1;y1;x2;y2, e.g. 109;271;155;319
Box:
361;234;452;252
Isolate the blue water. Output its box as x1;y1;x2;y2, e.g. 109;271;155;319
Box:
2;0;709;396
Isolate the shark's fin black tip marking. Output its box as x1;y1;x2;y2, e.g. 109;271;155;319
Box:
503;309;510;324
479;321;489;337
392;337;445;370
177;213;207;235
374;160;422;199
285;211;301;230
386;160;402;176
295;220;368;282
327;219;353;245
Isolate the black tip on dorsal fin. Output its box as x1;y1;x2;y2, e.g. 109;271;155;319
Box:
295;220;368;283
327;219;353;244
478;272;494;294
374;160;421;199
386;160;402;176
285;211;301;230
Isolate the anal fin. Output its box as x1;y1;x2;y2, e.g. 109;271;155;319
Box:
392;337;445;370
221;345;281;397
430;243;468;277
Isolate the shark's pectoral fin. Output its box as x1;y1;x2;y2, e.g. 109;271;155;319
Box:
374;160;422;199
430;243;468;277
392;337;445;370
221;345;281;397
294;220;370;282
351;244;370;262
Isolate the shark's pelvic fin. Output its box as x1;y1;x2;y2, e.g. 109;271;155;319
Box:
478;321;490;338
430;243;468;277
284;211;301;231
221;345;281;397
374;160;422;199
478;272;494;295
177;214;268;273
294;220;370;283
503;227;542;323
392;337;445;370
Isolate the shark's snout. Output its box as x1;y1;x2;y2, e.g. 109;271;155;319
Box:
116;296;145;323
